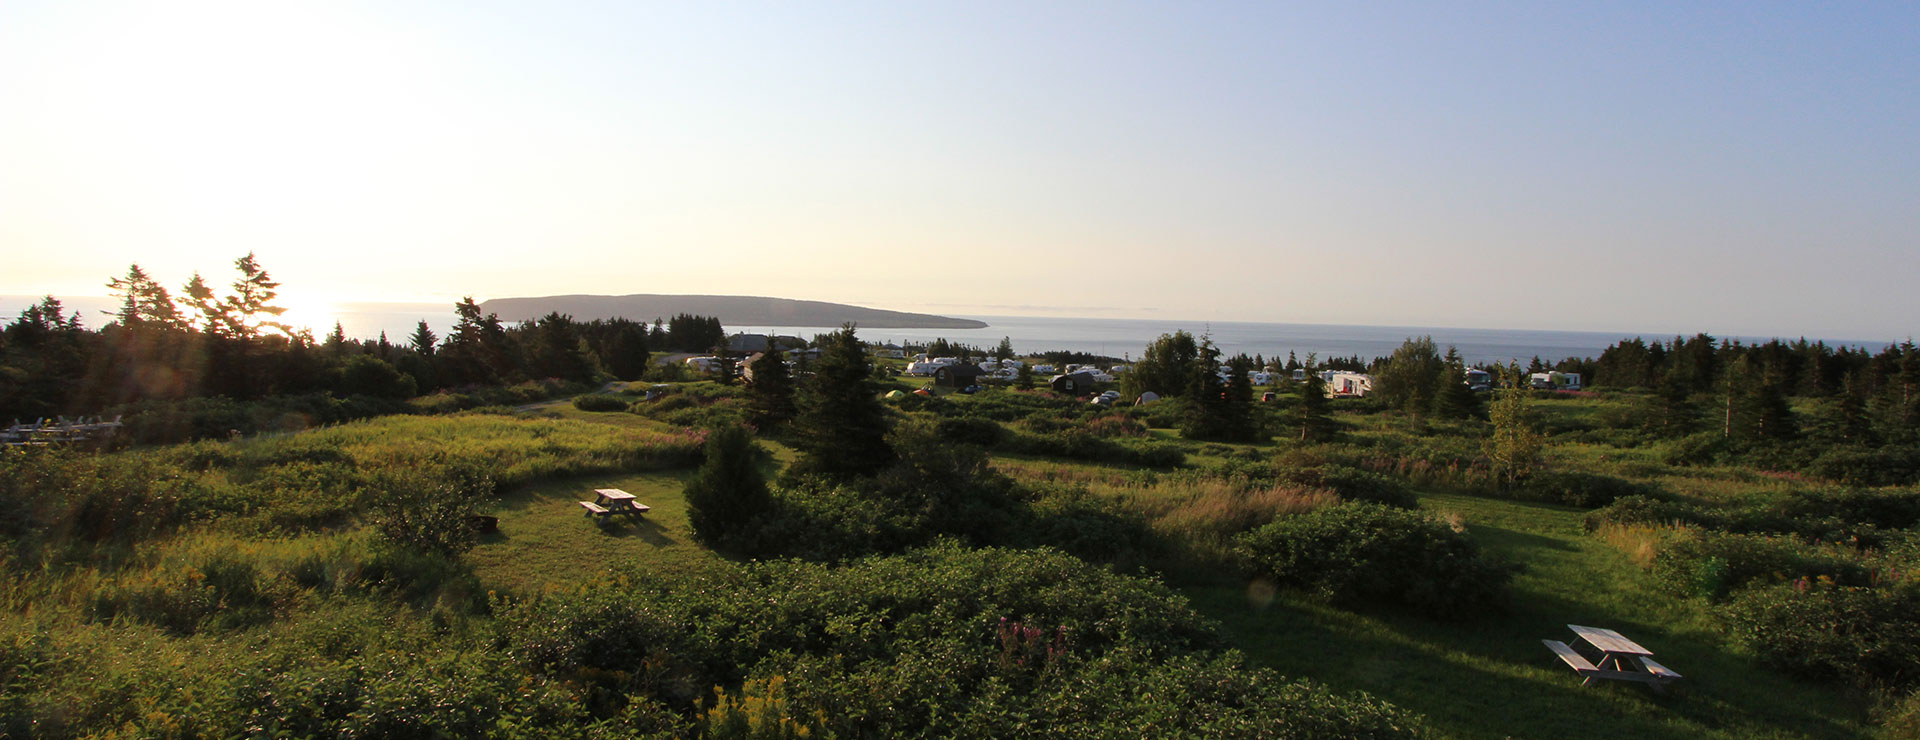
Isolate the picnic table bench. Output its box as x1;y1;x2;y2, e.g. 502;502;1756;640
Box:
1543;624;1683;692
579;488;651;519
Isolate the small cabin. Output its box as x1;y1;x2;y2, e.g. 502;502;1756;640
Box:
933;363;988;388
1050;372;1098;395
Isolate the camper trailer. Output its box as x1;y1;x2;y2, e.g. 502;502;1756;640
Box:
905;356;958;376
1321;371;1373;398
1529;371;1583;390
1464;368;1492;391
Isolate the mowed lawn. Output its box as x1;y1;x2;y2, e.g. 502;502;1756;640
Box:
1184;490;1871;740
466;469;719;594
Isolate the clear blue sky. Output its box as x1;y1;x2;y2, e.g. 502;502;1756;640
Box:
3;1;1915;339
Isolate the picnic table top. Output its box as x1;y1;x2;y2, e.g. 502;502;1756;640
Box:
1568;624;1653;656
593;488;637;502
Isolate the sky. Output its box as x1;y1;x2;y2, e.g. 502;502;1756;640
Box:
3;1;1916;339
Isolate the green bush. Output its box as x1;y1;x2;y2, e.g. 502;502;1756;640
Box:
1235;502;1515;619
570;393;630;412
935;416;1006;447
1002;429;1185;468
1650;532;1865;601
1804;444;1920;486
1719;583;1920;688
1522;470;1661;508
500;544;1433;738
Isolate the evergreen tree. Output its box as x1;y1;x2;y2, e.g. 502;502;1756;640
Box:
1431;346;1483;420
222;252;290;339
325;322;348;355
105;264;186;330
790;325;895;478
601;319;650;381
995;336;1015;362
747;350;796;427
529;312;592;382
1179;339;1235;440
712;343;738;386
1290;354;1336;442
1015;362;1035;390
683;424;771;549
409;321;438;357
1648;364;1699;437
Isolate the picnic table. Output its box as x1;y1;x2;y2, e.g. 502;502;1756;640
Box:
578;488;652;519
1542;624;1682;692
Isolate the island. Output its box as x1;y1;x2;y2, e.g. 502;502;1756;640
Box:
479;294;989;329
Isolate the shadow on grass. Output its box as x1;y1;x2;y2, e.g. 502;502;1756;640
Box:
592;515;678;546
1190;581;1866;740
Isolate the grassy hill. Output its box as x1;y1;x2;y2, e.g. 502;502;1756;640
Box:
0;377;1905;738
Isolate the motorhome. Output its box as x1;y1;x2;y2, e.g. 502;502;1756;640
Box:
1464;368;1492;391
1321;371;1373;398
1529;371;1582;390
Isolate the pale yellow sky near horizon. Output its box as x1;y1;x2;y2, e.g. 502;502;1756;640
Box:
4;1;1916;339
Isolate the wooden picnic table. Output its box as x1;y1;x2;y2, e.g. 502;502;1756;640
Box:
1543;624;1682;692
579;488;652;519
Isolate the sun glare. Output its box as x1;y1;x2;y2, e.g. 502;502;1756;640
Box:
275;294;339;336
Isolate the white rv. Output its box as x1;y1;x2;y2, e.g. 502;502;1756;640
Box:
1321;371;1373;398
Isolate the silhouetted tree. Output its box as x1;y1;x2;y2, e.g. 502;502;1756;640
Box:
747;350;796;427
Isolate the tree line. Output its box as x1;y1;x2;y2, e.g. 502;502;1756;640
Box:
0;257;733;422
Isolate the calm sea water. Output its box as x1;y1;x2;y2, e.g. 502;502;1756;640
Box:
5;296;1889;366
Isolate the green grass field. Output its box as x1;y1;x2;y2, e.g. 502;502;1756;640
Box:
449;400;1876;738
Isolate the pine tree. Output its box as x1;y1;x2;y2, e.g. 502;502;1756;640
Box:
790;325;895;478
683;424;771;549
995;336;1015;362
1016;362;1035;390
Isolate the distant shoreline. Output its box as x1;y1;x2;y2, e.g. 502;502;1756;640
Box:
479;293;989;330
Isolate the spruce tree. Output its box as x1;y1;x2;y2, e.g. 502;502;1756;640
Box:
791;325;895;478
409;321;438;357
1431;346;1483;420
683;424;771;549
1290;354;1336;442
748;349;796;427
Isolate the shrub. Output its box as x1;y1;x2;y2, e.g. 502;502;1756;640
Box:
1235;502;1515;619
368;468;495;557
1584;495;1719;532
1662;432;1726;466
1002;430;1185;468
935;416;1006;447
1804;445;1920;486
1650;531;1865;601
1522;470;1661;508
1313;466;1418;509
1719;583;1920;688
570;394;629;412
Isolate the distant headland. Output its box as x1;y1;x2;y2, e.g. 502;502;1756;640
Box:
479;294;990;329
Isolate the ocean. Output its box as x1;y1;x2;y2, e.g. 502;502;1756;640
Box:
5;295;1892;366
